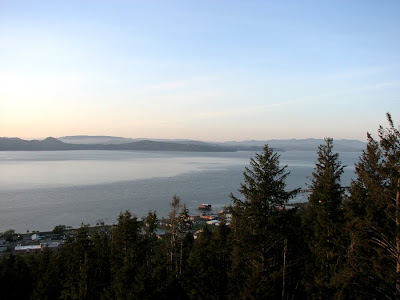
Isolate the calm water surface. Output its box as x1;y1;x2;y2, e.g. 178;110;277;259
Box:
0;150;361;232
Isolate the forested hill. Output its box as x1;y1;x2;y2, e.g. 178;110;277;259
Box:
0;137;237;152
220;138;366;152
0;136;365;152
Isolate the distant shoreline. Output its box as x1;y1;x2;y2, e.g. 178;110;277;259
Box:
0;136;366;152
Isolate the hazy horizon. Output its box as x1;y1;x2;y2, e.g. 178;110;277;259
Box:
1;1;399;141
1;134;368;143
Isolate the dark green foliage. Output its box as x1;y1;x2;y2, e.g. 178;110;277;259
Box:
230;144;300;298
90;232;112;298
53;224;67;234
232;145;296;211
29;248;63;300
185;220;232;300
302;138;346;298
342;113;400;299
0;254;33;299
58;225;105;300
209;218;231;298
109;211;142;299
186;226;214;298
1;229;15;242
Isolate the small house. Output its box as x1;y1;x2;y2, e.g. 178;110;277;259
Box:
31;234;42;241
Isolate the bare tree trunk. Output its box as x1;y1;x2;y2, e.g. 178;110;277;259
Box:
179;241;183;275
396;178;400;295
169;227;175;271
282;238;287;300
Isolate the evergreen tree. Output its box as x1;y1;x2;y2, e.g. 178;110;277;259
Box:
59;225;95;300
90;231;112;299
343;113;400;298
229;145;298;298
110;210;142;299
302;138;346;298
0;254;33;299
210;216;231;299
186;217;232;299
30;247;62;300
186;226;215;299
133;210;159;299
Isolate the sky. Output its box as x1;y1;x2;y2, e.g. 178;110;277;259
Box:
1;1;399;142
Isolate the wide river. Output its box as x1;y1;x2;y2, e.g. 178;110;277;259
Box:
0;150;362;233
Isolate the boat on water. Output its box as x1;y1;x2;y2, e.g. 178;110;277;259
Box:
198;203;212;210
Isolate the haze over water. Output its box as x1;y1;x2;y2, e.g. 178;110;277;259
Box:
0;150;361;233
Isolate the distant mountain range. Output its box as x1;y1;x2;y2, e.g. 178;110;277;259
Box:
59;135;366;152
219;138;366;152
0;136;366;152
0;137;236;152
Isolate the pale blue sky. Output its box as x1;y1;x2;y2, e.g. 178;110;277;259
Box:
1;0;399;141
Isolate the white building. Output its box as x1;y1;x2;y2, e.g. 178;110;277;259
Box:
31;234;42;241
